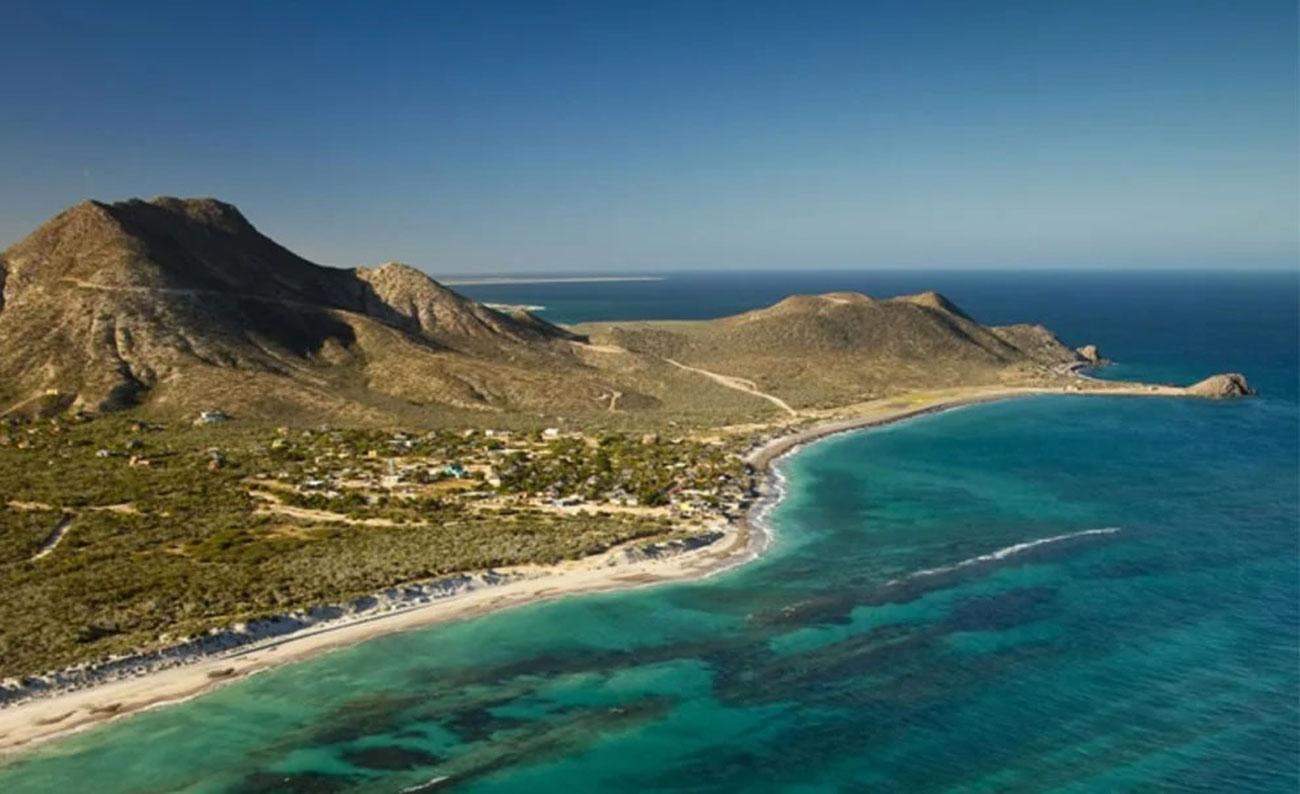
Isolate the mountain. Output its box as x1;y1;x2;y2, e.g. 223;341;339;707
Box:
0;197;605;421
0;197;1088;425
574;291;1082;410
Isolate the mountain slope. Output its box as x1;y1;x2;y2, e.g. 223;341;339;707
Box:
576;292;1083;409
1;197;1091;424
0;198;601;419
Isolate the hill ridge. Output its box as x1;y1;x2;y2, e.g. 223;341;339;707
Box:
576;287;1084;410
0;197;606;419
2;196;1096;424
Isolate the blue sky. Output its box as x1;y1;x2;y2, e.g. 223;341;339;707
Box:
2;0;1296;272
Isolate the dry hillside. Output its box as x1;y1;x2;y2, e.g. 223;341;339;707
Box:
0;198;642;423
1;197;1091;426
575;290;1082;410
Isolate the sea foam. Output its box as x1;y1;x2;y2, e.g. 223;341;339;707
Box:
888;527;1121;586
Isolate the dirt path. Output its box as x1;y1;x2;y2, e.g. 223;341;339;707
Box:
665;359;799;417
1055;361;1104;382
8;501;55;512
31;515;74;561
248;490;412;528
571;341;629;354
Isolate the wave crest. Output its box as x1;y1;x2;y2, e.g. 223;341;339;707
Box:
888;527;1121;585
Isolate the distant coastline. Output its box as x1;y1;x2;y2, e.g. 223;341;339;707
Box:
440;276;663;286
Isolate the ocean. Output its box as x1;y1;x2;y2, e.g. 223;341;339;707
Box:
1;270;1296;792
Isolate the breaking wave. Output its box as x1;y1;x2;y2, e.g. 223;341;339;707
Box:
888;527;1121;585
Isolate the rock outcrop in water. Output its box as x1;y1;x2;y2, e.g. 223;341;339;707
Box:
1186;373;1255;398
1075;344;1104;365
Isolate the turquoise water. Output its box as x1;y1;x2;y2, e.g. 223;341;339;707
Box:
1;272;1296;792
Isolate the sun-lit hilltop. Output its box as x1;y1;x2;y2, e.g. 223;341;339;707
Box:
0;197;617;422
575;289;1083;410
1;197;1161;427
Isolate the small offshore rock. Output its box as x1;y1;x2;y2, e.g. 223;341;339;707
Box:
1186;373;1255;398
1075;344;1104;365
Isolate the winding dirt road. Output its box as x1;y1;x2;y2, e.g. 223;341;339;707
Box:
664;359;799;417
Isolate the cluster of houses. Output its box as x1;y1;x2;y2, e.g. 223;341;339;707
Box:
8;412;757;530
254;426;755;523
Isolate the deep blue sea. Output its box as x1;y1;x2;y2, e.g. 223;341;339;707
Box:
2;270;1296;792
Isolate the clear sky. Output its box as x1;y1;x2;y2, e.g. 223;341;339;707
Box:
3;1;1296;272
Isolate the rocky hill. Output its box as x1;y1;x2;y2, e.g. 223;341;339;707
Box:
1186;373;1255;398
2;196;1105;425
576;291;1085;409
0;198;606;421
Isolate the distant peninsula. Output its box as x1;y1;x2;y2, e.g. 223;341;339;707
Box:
0;198;1251;754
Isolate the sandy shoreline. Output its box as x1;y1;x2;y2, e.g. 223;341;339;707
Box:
0;379;1202;757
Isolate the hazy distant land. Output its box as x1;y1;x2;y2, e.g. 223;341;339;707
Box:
440;275;662;286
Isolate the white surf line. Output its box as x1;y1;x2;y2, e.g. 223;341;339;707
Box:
31;515;75;561
401;776;451;793
664;359;799;417
887;527;1122;585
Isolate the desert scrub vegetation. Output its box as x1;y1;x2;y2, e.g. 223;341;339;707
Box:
0;509;64;565
0;415;745;679
493;433;745;503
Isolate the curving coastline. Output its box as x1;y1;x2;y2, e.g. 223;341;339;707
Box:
0;378;1244;758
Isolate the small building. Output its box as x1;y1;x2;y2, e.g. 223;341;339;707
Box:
542;427;561;439
196;410;230;425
